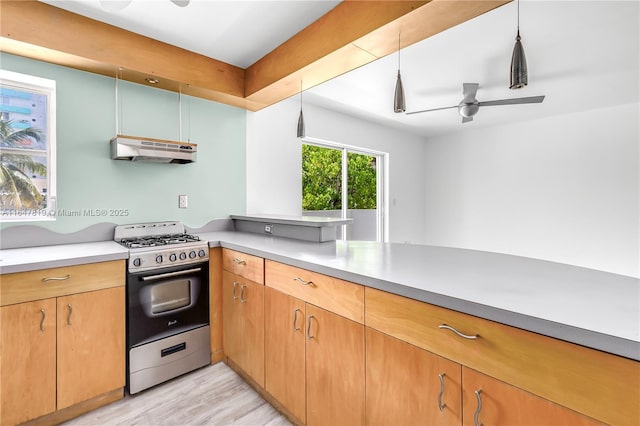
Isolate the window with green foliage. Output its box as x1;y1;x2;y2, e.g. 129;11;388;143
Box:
302;141;385;242
1;70;56;221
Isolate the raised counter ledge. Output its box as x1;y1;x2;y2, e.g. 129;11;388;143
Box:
201;231;640;361
0;241;129;274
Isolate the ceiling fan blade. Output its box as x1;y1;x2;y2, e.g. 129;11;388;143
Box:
405;105;458;115
462;116;473;123
462;83;479;102
478;95;545;107
170;0;190;6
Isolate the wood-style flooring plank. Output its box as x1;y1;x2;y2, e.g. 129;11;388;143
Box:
62;363;290;426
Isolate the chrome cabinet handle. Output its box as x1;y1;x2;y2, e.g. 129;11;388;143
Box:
232;282;239;300
40;308;46;332
240;285;247;303
474;389;483;426
294;277;315;287
307;315;315;340
437;373;446;412
41;274;70;282
293;308;302;332
232;258;246;265
438;324;479;340
67;304;73;325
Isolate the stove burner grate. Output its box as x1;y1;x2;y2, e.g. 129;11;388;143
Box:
119;233;201;249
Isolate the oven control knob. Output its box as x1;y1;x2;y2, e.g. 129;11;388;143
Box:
179;252;187;260
198;249;206;258
156;255;163;264
132;258;142;267
189;250;197;259
169;253;177;262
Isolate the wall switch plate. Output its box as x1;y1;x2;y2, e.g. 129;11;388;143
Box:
179;195;188;209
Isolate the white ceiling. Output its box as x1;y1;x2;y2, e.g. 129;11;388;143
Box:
39;0;639;138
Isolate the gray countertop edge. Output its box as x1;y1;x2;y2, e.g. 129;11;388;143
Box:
230;214;353;227
208;238;640;361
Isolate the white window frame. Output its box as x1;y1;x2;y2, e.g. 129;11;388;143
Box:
0;70;57;222
302;137;388;242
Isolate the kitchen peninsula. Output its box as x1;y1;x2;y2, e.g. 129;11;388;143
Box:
1;224;638;425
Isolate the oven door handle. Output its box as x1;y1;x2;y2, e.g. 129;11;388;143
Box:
141;267;202;281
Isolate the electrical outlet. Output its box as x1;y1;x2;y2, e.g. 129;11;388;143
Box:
179;195;188;209
264;224;273;234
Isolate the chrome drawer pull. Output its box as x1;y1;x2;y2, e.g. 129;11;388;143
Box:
474;389;483;426
41;274;70;282
307;315;315;340
438;324;479;340
232;258;246;265
437;373;446;412
240;285;247;303
232;282;239;300
67;304;73;325
294;277;315;287
293;308;302;332
40;308;46;332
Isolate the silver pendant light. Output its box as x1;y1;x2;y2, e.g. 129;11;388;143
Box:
296;80;305;138
510;0;528;89
393;33;406;113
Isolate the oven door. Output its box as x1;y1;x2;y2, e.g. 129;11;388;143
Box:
127;261;209;348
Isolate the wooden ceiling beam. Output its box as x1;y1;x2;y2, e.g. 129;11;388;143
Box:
0;0;510;112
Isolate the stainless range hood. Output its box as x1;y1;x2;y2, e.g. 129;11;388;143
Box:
110;135;197;163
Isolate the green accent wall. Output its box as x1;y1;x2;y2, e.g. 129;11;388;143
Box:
1;53;246;233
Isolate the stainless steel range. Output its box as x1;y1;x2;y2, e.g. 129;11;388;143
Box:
115;221;210;394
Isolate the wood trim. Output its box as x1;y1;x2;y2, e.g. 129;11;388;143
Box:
23;388;123;426
245;0;510;107
0;0;510;111
1;260;125;306
365;287;640;426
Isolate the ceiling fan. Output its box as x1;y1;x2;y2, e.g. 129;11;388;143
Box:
406;83;545;123
100;0;189;12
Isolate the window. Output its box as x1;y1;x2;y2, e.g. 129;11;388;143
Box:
302;138;387;242
0;70;56;221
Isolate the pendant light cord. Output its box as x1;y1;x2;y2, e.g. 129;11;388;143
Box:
517;0;521;39
398;32;401;70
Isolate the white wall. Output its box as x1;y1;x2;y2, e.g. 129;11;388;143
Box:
423;103;639;278
246;98;427;244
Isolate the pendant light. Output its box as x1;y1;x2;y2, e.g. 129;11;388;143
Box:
509;0;528;89
393;32;406;113
296;80;305;138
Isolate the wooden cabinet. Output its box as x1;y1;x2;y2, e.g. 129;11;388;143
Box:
56;287;125;410
365;287;638;426
264;261;365;426
461;368;602;426
0;260;125;426
1;298;57;426
222;249;265;388
365;328;462;426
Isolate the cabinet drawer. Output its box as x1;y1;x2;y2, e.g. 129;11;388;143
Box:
222;248;264;284
1;260;125;306
365;287;639;426
265;260;364;323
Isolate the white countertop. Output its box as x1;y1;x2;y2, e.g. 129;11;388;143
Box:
1;232;638;360
0;241;129;273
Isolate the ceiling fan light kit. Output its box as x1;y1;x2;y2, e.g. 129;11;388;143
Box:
510;0;528;89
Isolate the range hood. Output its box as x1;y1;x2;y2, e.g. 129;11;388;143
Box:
110;135;196;163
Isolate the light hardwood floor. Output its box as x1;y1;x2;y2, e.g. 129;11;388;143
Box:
63;362;291;426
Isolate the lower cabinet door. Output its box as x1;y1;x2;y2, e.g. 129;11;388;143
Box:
264;287;306;423
223;271;242;363
57;287;125;409
365;327;462;426
306;304;365;426
1;298;57;426
462;368;603;426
